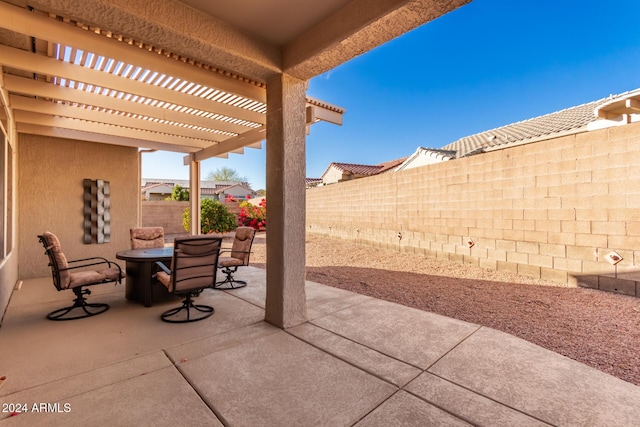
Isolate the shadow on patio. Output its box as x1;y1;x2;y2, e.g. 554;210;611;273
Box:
1;267;640;426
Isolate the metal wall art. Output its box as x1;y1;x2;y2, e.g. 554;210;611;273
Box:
83;179;111;244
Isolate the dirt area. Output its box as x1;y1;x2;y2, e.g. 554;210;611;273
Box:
249;233;640;386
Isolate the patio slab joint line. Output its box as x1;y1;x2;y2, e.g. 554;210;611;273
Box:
165;350;225;425
216;288;266;310
424;324;482;372
288;322;421;386
404;373;553;427
420;325;555;426
0;351;174;401
351;389;407;426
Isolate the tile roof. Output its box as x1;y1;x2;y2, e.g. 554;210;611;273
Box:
377;156;409;173
329;162;385;176
441;97;612;157
141;182;174;191
326;156;410;177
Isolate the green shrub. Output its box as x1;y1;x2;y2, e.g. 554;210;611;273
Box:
182;199;237;234
166;185;189;201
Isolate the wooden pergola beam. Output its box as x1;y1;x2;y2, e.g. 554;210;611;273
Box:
0;44;265;125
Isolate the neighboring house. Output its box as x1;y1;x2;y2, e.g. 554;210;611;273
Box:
306;178;323;189
141;182;176;201
395;147;456;171
394;90;640;173
320;157;407;185
141;179;256;201
314;90;640;185
441;93;640;157
212;182;256;201
313;91;640;186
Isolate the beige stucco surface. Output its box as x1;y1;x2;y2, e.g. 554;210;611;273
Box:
18;134;139;279
265;73;308;327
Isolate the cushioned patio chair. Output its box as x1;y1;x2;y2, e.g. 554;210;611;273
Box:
155;236;222;323
130;227;165;249
38;231;123;321
213;226;256;290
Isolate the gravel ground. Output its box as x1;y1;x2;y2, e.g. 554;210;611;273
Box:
249;232;640;386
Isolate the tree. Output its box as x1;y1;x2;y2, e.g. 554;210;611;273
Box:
206;167;248;184
166;185;189;201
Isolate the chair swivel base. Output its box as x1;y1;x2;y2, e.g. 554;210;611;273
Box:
213;266;247;290
47;288;109;321
213;278;247;290
161;296;214;323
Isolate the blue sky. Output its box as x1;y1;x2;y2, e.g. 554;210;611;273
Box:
143;0;640;190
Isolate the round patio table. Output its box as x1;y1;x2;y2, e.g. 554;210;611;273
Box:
116;247;173;307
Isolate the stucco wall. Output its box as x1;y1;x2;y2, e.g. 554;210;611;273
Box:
307;122;640;296
18;134;139;279
322;166;344;184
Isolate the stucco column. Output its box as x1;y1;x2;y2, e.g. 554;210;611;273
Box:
265;73;307;328
189;154;201;235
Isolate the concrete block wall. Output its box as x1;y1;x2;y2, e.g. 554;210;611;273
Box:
306;122;640;297
141;201;189;234
141;201;242;234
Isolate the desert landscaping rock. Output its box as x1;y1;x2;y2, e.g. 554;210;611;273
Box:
250;233;640;386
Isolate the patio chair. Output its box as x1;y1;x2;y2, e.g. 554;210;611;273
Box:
130;227;165;249
213;226;256;290
38;231;123;321
155;236;222;323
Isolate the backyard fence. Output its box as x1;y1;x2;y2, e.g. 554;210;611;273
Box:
141;200;242;234
307;121;640;297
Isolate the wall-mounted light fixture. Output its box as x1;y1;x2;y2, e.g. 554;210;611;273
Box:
604;251;623;265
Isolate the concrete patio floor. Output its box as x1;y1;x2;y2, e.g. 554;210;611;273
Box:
1;267;640;426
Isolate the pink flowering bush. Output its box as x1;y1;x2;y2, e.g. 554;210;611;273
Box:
237;198;266;230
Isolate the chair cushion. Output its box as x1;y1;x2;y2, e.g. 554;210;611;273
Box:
130;227;165;249
156;271;172;291
68;270;108;288
42;231;71;289
218;256;244;268
98;267;124;281
230;227;255;264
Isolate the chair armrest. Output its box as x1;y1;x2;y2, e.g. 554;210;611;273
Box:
155;261;171;275
64;257;118;272
219;249;252;256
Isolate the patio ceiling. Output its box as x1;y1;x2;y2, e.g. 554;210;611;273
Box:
0;0;347;159
0;0;471;160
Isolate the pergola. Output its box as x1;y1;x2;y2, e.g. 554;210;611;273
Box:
0;0;470;327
